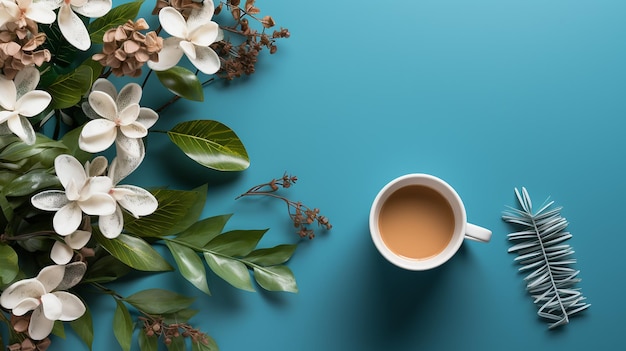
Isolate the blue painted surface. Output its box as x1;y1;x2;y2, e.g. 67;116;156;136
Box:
41;0;624;350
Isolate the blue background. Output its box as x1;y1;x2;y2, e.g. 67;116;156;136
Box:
44;0;625;350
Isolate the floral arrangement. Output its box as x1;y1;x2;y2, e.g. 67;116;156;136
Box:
0;0;331;350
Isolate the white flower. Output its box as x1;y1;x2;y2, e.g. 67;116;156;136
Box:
0;67;51;145
50;229;91;264
96;156;158;239
147;0;221;74
31;154;116;236
39;0;112;51
0;0;56;27
79;79;158;156
0;265;86;340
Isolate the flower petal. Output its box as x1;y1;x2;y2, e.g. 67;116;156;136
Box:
99;205;123;239
0;278;45;309
12;297;40;316
51;241;74;265
14;66;40;99
0;1;20;26
179;40;196;60
55;154;86;191
115;130;145;159
36;265;65;292
31;190;70;211
28;306;55;340
65;230;91;249
7;115;36;145
120;123;147;139
54;201;83;235
40;293;62;321
159;6;188;39
187;45;220;74
72;0;111;17
137;107;158;129
147;37;183;71
78;193;116;216
187;0;215;32
109;142;144;184
117;103;139;126
81;175;113;196
113;185;158;217
15;90;51;117
88;90;118;121
116;83;142;111
58;4;91;50
26;3;57;24
0;76;16;110
85;155;108;177
53;291;86;321
79;119;117;153
188;22;219;47
91;78;117;99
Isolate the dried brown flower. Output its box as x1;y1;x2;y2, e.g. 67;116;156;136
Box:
0;28;50;79
236;173;332;240
152;0;203;19
92;19;163;77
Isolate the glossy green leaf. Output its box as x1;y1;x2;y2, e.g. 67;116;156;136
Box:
82;255;132;284
70;305;94;351
0;244;18;285
192;336;219;351
176;214;232;247
204;230;267;257
155;66;204;101
252;265;298;293
124;289;195;315
40;22;77;66
168;120;249;171
244;244;297;266
95;232;173;272
4;171;59;197
52;320;65;338
49;65;93;109
88;0;145;43
166;335;186;351
204;253;254;292
80;57;104;83
124;185;207;237
162;308;198;324
138;330;158;351
166;241;211;295
113;300;133;351
0;136;67;162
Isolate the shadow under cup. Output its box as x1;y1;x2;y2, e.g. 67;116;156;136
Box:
369;174;469;271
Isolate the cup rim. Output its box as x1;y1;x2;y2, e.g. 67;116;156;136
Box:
369;173;467;270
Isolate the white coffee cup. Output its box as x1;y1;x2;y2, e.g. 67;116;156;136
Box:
369;174;491;270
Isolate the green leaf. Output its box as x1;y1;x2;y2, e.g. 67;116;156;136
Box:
95;232;173;272
161;308;198;324
166;241;211;295
252;265;298;293
138;330;158;351
155;66;204;101
167;120;249;171
3;170;59;197
192;336;219;351
88;0;145;44
52;320;65;338
49;65;93;109
82;255;132;283
204;230;267;257
80;57;104;83
124;289;195;315
70;305;94;351
124;185;207;237
204;253;254;292
113;300;133;351
0;135;67;162
166;335;186;351
40;22;78;66
0;244;18;285
176;214;232;247
244;244;297;266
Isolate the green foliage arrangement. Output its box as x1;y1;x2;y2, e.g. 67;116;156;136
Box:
0;0;326;350
502;187;590;329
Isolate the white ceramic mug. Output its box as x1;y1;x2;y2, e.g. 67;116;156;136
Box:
369;174;492;270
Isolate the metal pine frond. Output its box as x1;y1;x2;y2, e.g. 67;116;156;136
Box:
502;187;590;329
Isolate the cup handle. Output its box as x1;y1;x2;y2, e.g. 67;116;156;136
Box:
465;223;492;242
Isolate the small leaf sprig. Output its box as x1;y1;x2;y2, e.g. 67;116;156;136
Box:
502;187;590;329
237;173;332;239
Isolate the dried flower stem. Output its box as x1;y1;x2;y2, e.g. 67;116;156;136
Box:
236;173;332;239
